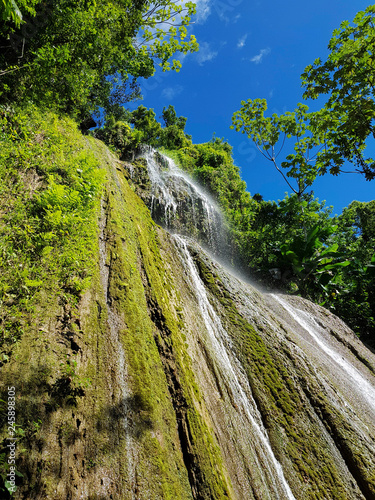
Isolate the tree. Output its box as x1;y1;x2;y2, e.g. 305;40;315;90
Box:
0;1;198;118
276;223;350;299
301;5;375;180
231;99;331;198
138;0;198;72
159;105;191;148
130;106;162;146
162;104;187;130
240;193;335;274
329;201;375;344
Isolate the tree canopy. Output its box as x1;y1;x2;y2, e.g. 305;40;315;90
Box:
232;5;375;184
301;4;375;180
231;99;333;197
0;0;198;118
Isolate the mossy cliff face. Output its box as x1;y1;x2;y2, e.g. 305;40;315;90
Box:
0;109;231;499
1;109;375;499
188;248;375;499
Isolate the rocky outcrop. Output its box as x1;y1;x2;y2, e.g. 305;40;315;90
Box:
128;147;231;258
1;120;375;499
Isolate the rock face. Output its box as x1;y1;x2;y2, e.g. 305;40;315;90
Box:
1;132;375;499
129;146;230;258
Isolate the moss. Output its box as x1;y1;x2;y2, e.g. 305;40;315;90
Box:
0;109;191;498
102;160;232;498
0;105;104;361
192;253;357;499
1;106;372;499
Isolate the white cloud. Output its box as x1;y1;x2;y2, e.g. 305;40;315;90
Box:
195;0;211;23
162;85;184;100
178;0;240;25
196;42;218;65
209;2;241;24
250;47;271;64
237;34;248;49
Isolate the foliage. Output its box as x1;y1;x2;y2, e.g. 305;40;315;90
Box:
0;0;42;30
139;1;198;72
0;448;24;495
0;105;104;356
327;201;375;344
241;194;332;266
94;115;139;156
1;0;23;27
95;104;193;154
160;105;191;149
0;0;198;118
301;5;375;180
162;104;187;129
277;224;350;298
231;99;336;197
130;106;163;147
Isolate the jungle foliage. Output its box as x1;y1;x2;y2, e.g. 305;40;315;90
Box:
0;0;198;119
0;105;104;360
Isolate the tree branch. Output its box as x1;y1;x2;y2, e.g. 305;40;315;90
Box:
271;157;298;195
0;64;27;77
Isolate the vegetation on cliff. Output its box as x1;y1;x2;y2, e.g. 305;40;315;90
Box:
0;2;375;498
0;106;104;359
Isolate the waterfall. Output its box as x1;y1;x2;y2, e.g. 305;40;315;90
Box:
134;147;296;497
130;145;375;497
135;146;228;256
175;236;296;500
272;294;375;417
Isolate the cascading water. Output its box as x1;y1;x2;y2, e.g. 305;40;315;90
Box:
175;236;296;500
129;144;375;498
271;294;375;421
134;146;228;256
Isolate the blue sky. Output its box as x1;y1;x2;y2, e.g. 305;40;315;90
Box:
135;0;374;215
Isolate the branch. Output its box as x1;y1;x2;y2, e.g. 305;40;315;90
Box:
140;21;187;45
271;157;299;195
275;133;286;158
142;4;190;25
0;64;27;77
18;37;25;60
308;143;325;161
254;141;271;160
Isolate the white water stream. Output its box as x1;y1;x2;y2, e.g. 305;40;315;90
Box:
272;294;375;416
176;236;296;500
139;147;226;255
